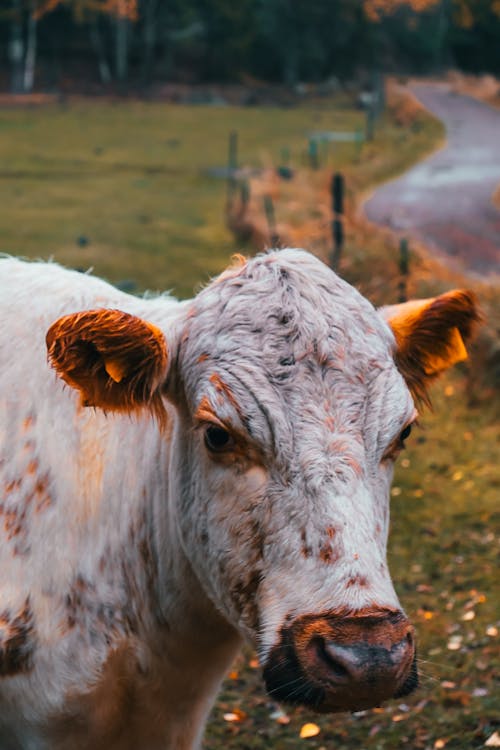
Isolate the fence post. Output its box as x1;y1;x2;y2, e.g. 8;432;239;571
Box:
330;172;345;270
264;195;280;248
308;137;319;169
398;237;409;302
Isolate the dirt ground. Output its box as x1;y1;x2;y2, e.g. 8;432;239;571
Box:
364;84;500;280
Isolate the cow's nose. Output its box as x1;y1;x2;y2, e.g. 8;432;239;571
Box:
308;629;414;688
263;608;418;713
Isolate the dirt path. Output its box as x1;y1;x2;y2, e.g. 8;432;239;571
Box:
364;83;500;278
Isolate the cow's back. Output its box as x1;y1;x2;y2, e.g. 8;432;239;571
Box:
0;259;180;747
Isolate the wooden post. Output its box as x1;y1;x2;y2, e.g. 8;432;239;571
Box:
398;237;409;302
330;172;345;270
264;195;280;248
308;137;319;169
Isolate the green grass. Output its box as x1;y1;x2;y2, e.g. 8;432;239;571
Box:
0;99;367;297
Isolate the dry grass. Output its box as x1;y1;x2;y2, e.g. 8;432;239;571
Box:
447;70;500;108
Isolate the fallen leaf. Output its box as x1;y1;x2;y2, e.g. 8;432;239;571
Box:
300;723;320;739
486;626;498;637
452;470;463;481
485;732;500;747
223;709;246;722
391;486;402;497
228;670;239;680
447;635;463;650
461;610;475;621
392;714;407;722
434;740;448;749
441;681;456;689
248;658;259;668
444;385;455;396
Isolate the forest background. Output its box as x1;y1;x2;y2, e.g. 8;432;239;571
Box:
3;0;500;95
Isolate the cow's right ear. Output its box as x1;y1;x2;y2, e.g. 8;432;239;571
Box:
46;309;168;423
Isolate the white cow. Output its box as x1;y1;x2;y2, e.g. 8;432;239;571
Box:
0;250;478;749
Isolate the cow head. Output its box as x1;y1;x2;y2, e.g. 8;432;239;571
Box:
46;249;480;713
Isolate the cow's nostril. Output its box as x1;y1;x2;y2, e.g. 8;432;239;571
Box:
311;637;350;680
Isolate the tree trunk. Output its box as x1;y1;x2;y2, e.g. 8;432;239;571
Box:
23;1;37;93
115;14;129;84
9;0;24;94
141;0;158;87
90;18;112;84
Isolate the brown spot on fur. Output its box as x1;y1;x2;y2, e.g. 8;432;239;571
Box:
346;574;368;588
0;598;36;676
319;542;337;564
27;460;38;475
194;395;219;424
325;526;337;540
5;479;21;494
22;414;36;432
325;416;335;432
46;643;161;749
209;373;243;416
34;473;53;512
197;352;209;364
301;529;313;558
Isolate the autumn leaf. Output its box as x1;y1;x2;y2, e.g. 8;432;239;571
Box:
300;723;320;739
223;709;247;722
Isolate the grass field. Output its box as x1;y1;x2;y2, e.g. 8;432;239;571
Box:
1;93;498;749
0;97;368;296
0;92;442;296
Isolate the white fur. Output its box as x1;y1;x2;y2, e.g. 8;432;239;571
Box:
0;250;414;749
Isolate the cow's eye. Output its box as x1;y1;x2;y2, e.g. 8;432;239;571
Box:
400;424;412;443
204;425;233;452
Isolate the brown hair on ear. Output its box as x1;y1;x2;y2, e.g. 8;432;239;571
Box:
46;309;168;424
383;290;482;406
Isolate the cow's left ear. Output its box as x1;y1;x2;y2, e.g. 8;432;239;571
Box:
46;309;168;423
379;290;481;404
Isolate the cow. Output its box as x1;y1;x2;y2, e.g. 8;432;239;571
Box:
0;249;479;750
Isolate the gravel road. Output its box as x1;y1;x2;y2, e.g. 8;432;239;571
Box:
364;83;500;278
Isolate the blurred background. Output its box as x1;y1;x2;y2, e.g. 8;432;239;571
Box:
1;2;499;749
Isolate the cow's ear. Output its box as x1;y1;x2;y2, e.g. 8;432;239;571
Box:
46;309;168;422
379;290;481;404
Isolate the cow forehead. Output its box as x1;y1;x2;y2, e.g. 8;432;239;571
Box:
182;250;396;394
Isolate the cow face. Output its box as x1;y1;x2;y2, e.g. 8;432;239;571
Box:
46;249;479;714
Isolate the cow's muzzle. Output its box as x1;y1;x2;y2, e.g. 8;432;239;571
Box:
263;608;417;713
